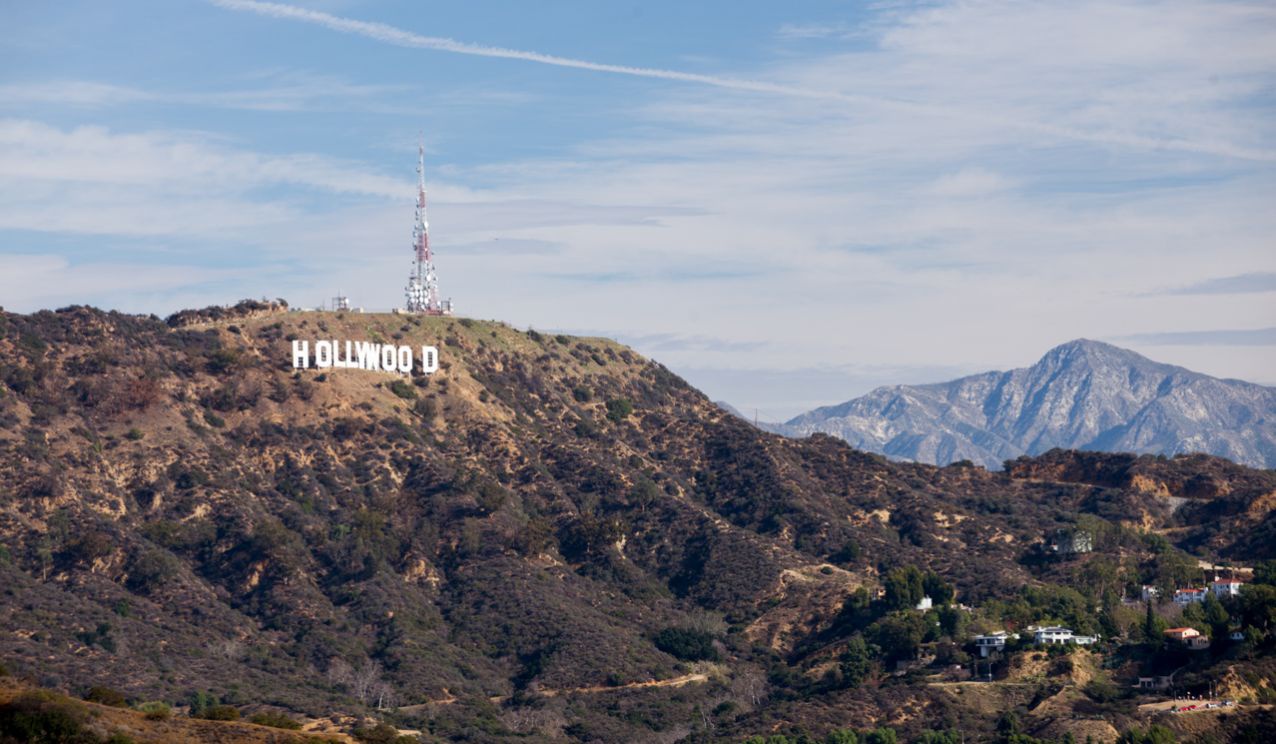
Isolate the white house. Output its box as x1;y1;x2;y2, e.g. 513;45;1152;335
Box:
1211;579;1245;599
915;596;933;611
973;631;1017;657
1034;626;1073;644
1140;585;1160;602
1174;588;1208;605
1032;626;1097;646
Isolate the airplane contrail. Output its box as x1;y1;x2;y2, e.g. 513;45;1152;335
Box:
210;0;1276;163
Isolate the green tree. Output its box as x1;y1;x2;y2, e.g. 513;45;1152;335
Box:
922;572;955;605
1202;595;1230;640
1237;584;1276;631
1252;560;1276;586
836;636;873;689
1143;601;1167;644
883;566;925;611
868;612;926;662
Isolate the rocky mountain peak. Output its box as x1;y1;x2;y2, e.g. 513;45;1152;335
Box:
779;340;1275;469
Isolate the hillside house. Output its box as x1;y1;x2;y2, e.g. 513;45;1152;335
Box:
1033;626;1098;646
915;596;933;611
1137;676;1173;691
1174;588;1207;605
974;631;1016;657
1211;578;1245;599
1140;585;1160;602
1164;627;1200;642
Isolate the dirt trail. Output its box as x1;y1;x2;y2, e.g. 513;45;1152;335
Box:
400;672;711;713
538;672;710;697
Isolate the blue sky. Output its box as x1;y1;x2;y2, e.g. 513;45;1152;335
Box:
2;0;1275;418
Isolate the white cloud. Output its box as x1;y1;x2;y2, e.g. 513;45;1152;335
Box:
210;0;1276;162
3;0;1274;414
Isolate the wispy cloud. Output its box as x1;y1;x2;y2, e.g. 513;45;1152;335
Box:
776;22;863;41
209;0;1276;162
0;81;154;107
1152;272;1276;296
0;74;412;113
1114;328;1276;346
0;119;420;237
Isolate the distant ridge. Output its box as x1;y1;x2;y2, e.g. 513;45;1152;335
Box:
777;339;1276;469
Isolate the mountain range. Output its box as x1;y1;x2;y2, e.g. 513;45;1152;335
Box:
775;339;1276;470
2;304;1276;743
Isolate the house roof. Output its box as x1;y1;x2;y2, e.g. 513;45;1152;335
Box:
1164;627;1197;634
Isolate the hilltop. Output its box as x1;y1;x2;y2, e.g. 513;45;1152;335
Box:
780;339;1276;470
1;304;1275;743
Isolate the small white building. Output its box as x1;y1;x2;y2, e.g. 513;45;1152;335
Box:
1211;579;1245;599
1140;585;1161;602
973;631;1017;657
915;596;933;611
1137;676;1172;691
1174;588;1208;605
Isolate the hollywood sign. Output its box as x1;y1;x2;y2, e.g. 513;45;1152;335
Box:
291;340;439;375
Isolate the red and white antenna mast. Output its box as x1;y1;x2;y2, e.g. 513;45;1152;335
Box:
404;136;452;315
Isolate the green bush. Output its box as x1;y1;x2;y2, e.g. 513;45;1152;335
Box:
64;530;114;564
652;627;719;661
248;710;302;730
135;701;170;720
199;704;239;721
84;686;127;707
124;428;143;441
352;721;402;743
205;349;240;375
0;691;89;743
388;379;416;400
605;397;634;422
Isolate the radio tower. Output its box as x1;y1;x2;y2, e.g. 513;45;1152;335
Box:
404;138;452;315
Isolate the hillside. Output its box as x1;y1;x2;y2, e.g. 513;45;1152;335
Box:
1;305;1275;743
780;339;1276;470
